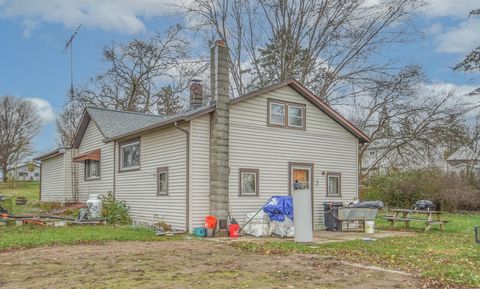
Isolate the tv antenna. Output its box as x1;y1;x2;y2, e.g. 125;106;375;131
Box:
62;24;82;100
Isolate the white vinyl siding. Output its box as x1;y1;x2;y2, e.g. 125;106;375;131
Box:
40;154;65;202
189;114;211;231
115;124;188;231
229;86;358;230
78;121;114;201
40;148;77;203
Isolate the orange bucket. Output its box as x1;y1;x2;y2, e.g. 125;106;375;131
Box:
205;215;217;229
229;224;240;238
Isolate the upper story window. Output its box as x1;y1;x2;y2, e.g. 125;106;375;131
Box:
119;138;140;171
268;99;306;130
85;160;100;180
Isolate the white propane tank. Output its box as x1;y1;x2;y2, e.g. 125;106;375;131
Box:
86;194;102;219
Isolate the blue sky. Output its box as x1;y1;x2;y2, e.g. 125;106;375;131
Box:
0;0;479;156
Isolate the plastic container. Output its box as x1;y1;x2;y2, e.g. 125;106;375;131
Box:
229;224;240;238
86;194;103;219
365;220;375;234
206;228;214;237
194;227;206;237
205;215;217;229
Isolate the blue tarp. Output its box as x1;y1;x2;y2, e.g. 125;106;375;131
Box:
262;196;293;222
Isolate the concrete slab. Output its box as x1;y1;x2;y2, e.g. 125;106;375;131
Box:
205;230;415;244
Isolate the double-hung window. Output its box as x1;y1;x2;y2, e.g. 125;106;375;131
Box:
268;99;305;130
119;138;140;171
239;168;259;196
326;172;341;196
85;160;100;180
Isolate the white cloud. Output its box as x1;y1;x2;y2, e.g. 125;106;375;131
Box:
434;18;480;54
26;98;56;123
422;0;478;18
0;0;185;35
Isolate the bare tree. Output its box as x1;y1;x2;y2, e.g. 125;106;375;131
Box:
72;24;206;114
353;66;472;177
56;101;85;147
187;0;423;100
0;96;40;182
454;9;480;97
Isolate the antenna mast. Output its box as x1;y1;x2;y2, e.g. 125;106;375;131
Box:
63;24;82;100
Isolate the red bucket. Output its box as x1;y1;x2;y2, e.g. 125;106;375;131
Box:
229;224;240;238
205;215;217;229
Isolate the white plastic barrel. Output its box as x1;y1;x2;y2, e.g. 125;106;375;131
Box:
365;220;375;234
86;194;102;219
293;189;313;242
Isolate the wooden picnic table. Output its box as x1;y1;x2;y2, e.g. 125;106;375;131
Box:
384;209;450;232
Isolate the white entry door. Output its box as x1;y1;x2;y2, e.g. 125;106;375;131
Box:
291;166;313;242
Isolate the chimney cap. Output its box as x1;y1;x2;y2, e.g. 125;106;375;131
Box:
190;79;202;83
215;40;226;47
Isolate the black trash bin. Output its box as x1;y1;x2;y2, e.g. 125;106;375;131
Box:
323;202;343;231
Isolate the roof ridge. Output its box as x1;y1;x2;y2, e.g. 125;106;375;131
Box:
87;106;163;118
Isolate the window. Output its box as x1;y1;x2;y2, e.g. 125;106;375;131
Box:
239;168;259;196
19;172;28;177
326;173;341;196
156;167;168;196
119;138;140;171
288;105;304;127
292;168;310;190
34;173;39;177
85;160;100;180
268;99;305;130
270;102;285;125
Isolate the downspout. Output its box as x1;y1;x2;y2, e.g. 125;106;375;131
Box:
113;141;116;200
174;121;190;233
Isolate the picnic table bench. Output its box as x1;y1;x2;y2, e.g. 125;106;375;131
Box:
384;209;450;232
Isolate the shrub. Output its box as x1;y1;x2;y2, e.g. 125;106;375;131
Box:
363;168;480;211
101;192;131;225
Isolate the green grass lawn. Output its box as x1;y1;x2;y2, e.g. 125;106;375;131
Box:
0;181;42;215
0;225;178;251
234;212;480;288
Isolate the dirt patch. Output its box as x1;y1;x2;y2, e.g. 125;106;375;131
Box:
0;240;421;289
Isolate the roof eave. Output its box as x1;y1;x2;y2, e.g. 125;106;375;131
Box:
103;105;216;143
34;147;70;161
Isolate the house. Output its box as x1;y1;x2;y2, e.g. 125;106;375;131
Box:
36;40;370;232
446;146;480;174
361;141;449;176
35;148;78;202
7;162;41;181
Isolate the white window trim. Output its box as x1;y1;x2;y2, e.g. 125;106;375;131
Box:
119;140;140;171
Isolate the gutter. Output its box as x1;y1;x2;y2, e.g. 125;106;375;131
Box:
174;121;190;233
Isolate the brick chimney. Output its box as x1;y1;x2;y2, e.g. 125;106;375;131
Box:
210;40;230;230
189;79;203;110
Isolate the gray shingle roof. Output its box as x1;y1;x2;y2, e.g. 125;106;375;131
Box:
85;105;216;141
447;146;478;161
87;107;165;139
